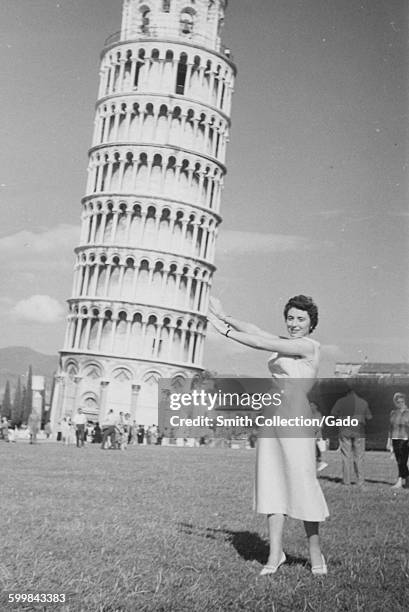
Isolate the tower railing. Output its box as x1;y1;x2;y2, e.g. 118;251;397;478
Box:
103;28;233;61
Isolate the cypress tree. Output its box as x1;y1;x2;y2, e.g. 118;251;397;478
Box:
22;366;33;424
1;380;11;419
12;376;23;427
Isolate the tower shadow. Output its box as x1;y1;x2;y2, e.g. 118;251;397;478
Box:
178;522;307;566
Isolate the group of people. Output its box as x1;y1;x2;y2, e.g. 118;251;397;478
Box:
0;414;51;444
99;410;159;450
58;408;159;450
59;412;95;446
311;387;409;491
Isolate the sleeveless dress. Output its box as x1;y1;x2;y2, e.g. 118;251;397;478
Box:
255;338;329;521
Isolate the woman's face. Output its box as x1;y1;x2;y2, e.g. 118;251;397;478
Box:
395;396;407;409
286;307;311;338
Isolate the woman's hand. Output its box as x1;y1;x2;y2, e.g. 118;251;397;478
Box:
209;296;226;321
208;313;229;336
386;437;392;452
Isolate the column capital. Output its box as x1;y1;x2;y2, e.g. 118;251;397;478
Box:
100;380;110;388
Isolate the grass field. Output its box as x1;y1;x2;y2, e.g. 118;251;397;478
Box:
0;442;408;612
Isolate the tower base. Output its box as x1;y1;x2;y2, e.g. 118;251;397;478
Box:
50;351;202;431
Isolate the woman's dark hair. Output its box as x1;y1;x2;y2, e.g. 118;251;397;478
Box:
393;392;407;406
283;295;318;332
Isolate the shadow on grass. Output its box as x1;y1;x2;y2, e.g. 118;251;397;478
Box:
178;522;307;567
319;475;392;485
365;478;393;485
318;475;343;483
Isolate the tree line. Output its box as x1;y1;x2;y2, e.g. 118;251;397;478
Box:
1;366;34;427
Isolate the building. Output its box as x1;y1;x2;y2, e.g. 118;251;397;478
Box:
32;375;45;417
335;362;409;380
50;0;236;430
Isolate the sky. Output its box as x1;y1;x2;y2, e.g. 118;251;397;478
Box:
0;0;408;377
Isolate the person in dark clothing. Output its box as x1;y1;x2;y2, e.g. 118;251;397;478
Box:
137;425;145;444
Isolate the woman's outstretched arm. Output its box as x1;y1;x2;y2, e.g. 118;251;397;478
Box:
208;314;315;357
209;297;277;339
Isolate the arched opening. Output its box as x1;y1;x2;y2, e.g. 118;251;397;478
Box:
123;257;135;299
180;8;195;35
134;49;145;89
113;311;128;354
140;6;151;34
175;53;188;95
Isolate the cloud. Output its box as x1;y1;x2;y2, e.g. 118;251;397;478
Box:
312;209;345;219
0;224;79;270
387;210;409;218
12;295;65;324
216;230;315;256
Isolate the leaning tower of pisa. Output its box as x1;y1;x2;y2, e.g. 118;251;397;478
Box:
50;0;235;429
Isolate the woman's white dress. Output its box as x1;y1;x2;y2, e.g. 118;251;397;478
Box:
255;338;329;521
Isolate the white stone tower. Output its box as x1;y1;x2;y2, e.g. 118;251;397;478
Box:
51;0;235;429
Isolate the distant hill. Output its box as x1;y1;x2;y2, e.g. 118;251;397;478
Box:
0;346;58;396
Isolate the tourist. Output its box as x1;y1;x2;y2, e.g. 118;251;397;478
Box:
331;384;372;486
67;418;76;445
28;411;40;444
56;421;62;442
117;412;129;450
86;421;94;443
150;424;158;445
100;409;117;449
8;425;16;443
248;430;257;449
129;420;137;445
387;392;409;489
44;421;52;439
92;422;102;444
61;417;70;445
73;407;87;448
1;416;9;442
123;413;131;447
209;295;328;576
137;424;145;444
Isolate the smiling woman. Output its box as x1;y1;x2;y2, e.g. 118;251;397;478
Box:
284;295;318;337
209;294;329;576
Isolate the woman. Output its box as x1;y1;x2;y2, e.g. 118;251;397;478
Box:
387;392;409;489
209;294;329;576
60;417;70;445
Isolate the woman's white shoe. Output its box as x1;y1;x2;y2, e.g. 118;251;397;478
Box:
260;552;286;576
311;554;327;576
392;478;403;489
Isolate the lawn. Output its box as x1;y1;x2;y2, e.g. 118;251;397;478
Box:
0;443;408;612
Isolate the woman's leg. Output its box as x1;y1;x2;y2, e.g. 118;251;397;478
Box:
266;513;285;565
392;439;406;480
304;521;323;567
401;441;409;480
